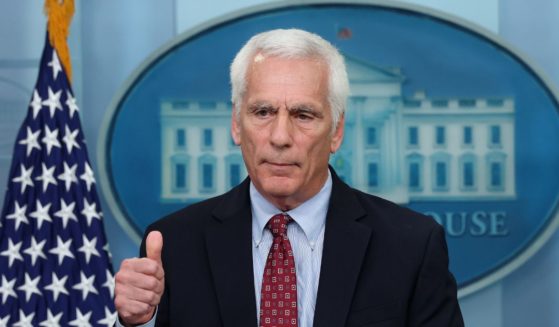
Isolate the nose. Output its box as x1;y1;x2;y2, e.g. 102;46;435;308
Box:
269;109;293;149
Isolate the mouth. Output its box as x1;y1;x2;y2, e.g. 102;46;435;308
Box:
262;161;299;168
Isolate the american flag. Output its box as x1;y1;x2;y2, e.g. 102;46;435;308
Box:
0;33;116;326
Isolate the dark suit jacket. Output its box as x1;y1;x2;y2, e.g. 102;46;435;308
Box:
140;170;464;326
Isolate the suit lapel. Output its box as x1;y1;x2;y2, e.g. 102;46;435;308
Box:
205;179;258;327
313;171;372;327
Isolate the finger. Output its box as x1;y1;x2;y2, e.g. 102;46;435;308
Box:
116;264;165;291
120;258;164;280
115;298;156;325
124;285;163;306
146;231;163;264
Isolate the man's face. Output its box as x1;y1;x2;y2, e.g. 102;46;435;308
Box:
232;55;344;210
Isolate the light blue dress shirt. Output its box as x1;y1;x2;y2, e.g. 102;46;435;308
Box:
120;172;331;327
251;173;331;327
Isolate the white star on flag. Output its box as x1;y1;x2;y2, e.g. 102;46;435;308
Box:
41;125;61;154
23;236;47;265
58;162;78;191
69;308;92;327
11;164;34;194
48;236;75;265
54;199;78;228
65;90;79;118
103;243;113;260
97;306;117;326
39;309;63;327
102;269;115;298
30;89;43;119
72;272;98;300
81;199;101;226
35;163;58;192
0;239;24;267
6;202;29;230
12;310;35;327
17;273;42;302
42;87;63;118
80;162;96;192
0;315;9;327
29;200;53;229
63;125;81;153
18;127;41;156
78;235;100;264
0;276;17;304
47;50;63;80
44;272;69;301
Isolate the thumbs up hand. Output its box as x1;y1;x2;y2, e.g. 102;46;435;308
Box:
115;231;165;326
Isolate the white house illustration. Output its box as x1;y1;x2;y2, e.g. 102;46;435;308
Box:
159;56;516;203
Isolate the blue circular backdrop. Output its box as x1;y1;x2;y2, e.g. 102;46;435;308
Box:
102;3;559;292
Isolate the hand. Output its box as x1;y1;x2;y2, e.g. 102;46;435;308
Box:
115;231;165;326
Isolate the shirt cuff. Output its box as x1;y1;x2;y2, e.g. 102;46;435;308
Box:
116;307;158;327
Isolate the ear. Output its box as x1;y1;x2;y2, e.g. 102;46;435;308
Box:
231;105;241;145
330;113;345;153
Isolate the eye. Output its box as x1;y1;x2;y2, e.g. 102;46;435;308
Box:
248;104;276;119
296;112;313;121
255;109;271;117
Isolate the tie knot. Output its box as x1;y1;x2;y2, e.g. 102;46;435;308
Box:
266;213;292;237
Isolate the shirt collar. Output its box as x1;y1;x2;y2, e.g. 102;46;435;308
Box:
250;171;332;247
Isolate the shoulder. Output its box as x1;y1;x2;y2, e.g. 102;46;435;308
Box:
340;185;443;249
144;178;250;241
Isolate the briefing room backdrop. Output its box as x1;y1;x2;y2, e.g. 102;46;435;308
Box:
1;1;558;326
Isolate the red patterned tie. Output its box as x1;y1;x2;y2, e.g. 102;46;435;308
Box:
260;213;298;327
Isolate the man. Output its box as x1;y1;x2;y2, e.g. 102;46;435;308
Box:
114;29;464;326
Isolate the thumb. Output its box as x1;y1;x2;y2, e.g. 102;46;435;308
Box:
146;230;163;264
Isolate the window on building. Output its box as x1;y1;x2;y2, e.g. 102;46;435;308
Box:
490;125;501;146
229;164;241;188
199;101;216;110
463;162;474;187
436;162;447;188
198;155;216;193
435;126;445;146
463;126;472;145
176;129;186;149
170;154;190;193
173;101;189;110
203;163;213;189
368;162;378;188
432;99;448;108
202;129;213;149
404;99;421;108
407;153;424;191
459;154;477;190
491;162;502;188
175;163;186;189
225;154;244;190
409;162;420;188
365;127;377;147
487;99;504;107
486;152;506;191
459;99;476;107
408;126;419;146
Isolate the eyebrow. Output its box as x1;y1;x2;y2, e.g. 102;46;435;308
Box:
247;101;277;112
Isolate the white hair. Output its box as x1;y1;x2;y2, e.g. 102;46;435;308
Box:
230;28;349;129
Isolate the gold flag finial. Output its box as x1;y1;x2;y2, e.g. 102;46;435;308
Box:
44;0;75;82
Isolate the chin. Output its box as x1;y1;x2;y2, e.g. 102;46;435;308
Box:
260;178;298;198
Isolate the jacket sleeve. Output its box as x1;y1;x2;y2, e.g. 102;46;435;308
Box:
408;224;464;326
